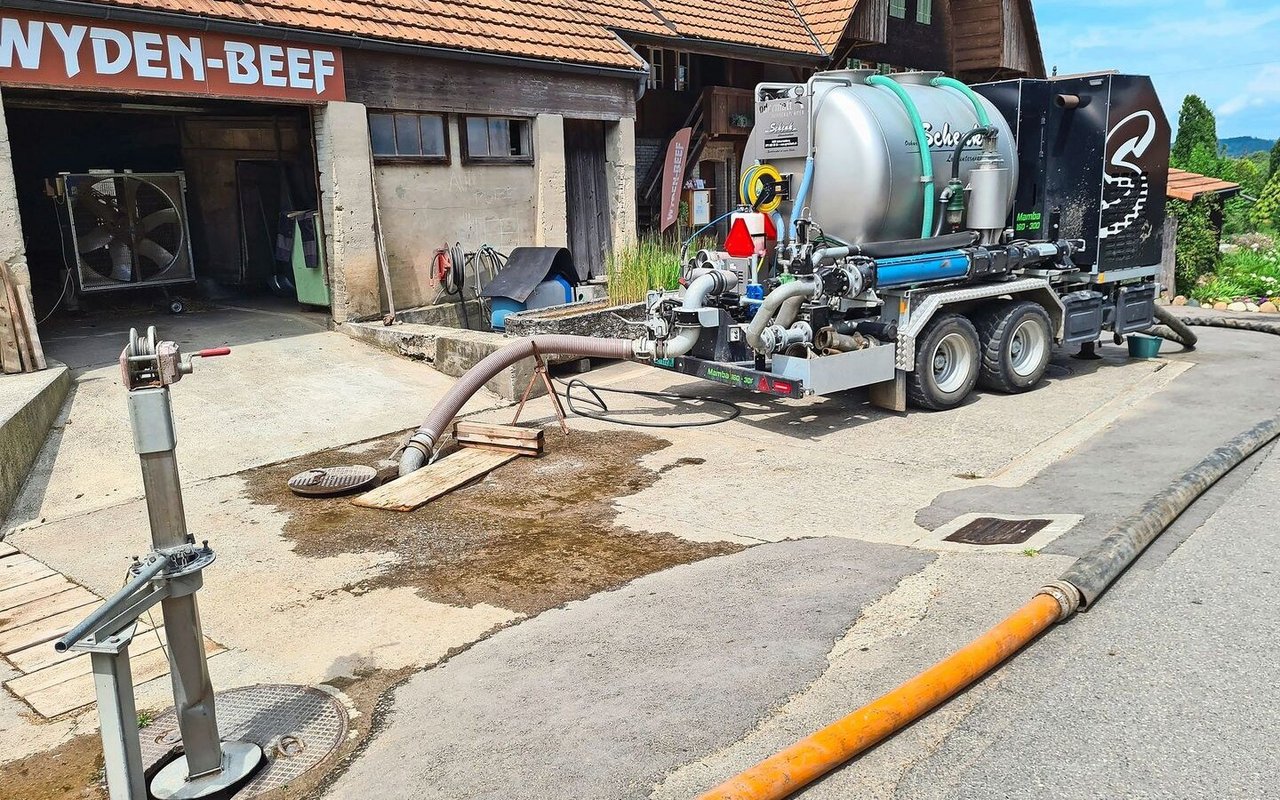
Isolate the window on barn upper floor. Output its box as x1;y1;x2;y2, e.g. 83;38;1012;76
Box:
890;0;906;19
463;116;533;164
369;112;448;162
917;0;933;24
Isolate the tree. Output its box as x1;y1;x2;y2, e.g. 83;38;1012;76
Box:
1270;138;1280;178
1171;95;1218;169
1169;198;1220;292
1251;169;1280;231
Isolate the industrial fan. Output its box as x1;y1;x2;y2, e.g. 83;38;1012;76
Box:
59;171;195;293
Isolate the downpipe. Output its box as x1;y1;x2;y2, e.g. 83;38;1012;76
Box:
397;270;737;475
698;414;1280;800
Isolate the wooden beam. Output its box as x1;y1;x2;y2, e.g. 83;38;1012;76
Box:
352;448;518;512
453;421;544;456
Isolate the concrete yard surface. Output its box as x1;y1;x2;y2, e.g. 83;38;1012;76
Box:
2;312;1279;800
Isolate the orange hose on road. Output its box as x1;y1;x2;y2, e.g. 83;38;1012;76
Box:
698;592;1064;800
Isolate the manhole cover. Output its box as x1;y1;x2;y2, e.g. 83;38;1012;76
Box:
944;517;1051;545
288;465;377;497
140;684;350;796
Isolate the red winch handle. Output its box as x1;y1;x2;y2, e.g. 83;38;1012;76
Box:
196;347;231;358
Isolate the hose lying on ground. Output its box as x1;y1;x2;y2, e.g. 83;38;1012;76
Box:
1143;306;1280;348
556;377;741;429
698;414;1280;800
397;335;639;475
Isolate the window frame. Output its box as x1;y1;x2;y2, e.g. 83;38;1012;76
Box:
460;115;534;165
889;0;906;19
916;0;933;25
368;110;450;164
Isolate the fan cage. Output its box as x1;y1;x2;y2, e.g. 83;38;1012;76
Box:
62;171;196;294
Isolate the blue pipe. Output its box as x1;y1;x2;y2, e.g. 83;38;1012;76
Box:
788;156;815;240
875;250;970;288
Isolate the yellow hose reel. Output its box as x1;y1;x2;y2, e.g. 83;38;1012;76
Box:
740;163;783;213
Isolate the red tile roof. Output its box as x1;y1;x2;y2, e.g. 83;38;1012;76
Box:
791;0;858;53
77;0;649;70
1167;168;1242;203
79;0;842;70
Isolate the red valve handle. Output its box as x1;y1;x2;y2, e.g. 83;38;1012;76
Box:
196;347;231;358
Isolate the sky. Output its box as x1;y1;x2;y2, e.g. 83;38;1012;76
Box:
1035;0;1280;140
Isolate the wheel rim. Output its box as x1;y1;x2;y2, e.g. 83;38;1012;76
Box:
932;332;974;393
1009;318;1049;378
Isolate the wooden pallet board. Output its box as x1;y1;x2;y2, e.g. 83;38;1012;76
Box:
5;629;172;698
5;617;156;674
352;447;518;512
0;555;57;592
453;421;544;456
0;574;75;614
23;642;224;719
0;587;98;630
0;604;98;655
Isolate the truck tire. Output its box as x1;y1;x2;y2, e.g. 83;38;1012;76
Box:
907;313;980;410
975;301;1052;393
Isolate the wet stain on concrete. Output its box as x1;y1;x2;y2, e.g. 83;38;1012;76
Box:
242;428;743;615
0;732;106;800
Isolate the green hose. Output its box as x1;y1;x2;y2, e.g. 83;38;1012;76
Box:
930;75;991;127
867;75;934;238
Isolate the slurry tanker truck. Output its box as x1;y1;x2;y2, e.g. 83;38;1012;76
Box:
399;69;1173;471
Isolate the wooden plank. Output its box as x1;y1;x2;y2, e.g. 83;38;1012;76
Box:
0;605;97;655
6;618;155;674
352;448;518;512
24;643;223;718
0;558;57;592
454;421;543;456
0;262;33;372
0;588;98;630
5;628;171;698
12;277;46;370
454;421;542;441
0;541;18;558
0;574;74;614
0;262;21;373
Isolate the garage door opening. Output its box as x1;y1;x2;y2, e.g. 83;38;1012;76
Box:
3;91;326;330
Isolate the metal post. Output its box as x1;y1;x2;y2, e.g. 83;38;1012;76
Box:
91;649;147;800
128;387;225;779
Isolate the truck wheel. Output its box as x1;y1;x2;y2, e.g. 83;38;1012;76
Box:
907;314;980;410
976;301;1052;393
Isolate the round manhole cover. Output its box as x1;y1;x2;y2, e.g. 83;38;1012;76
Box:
287;465;377;497
139;684;351;797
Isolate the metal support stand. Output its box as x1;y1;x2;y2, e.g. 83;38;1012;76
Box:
57;327;260;800
511;349;570;435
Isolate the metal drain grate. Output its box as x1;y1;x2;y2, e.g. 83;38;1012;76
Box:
944;517;1051;545
140;684;349;796
288;465;377;497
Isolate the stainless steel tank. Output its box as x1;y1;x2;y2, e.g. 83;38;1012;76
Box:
744;70;1018;244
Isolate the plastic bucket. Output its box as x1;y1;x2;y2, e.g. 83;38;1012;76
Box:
1127;335;1162;359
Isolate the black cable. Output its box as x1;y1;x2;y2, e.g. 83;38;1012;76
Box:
554;377;741;428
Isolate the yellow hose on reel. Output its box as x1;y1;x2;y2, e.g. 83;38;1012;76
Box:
740;163;784;213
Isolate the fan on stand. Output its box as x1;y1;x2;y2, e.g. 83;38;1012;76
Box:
62;172;195;301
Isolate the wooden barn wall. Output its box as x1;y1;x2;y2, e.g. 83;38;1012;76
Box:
343;51;637;121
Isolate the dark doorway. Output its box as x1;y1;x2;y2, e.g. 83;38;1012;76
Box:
563;119;612;279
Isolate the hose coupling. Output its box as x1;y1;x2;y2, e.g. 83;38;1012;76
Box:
1037;580;1082;621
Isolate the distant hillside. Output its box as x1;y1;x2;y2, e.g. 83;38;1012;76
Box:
1220;136;1275;157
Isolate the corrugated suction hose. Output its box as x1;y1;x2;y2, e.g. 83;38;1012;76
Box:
398;335;638;475
698;413;1280;800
